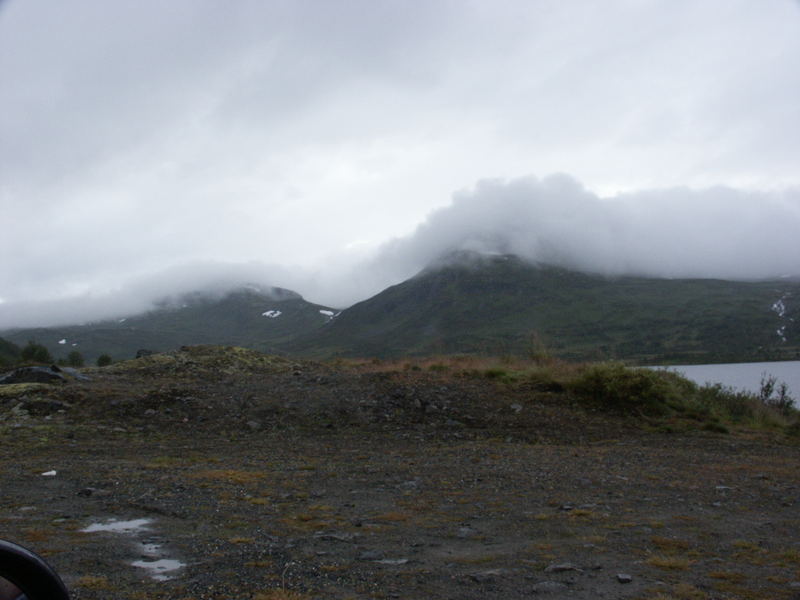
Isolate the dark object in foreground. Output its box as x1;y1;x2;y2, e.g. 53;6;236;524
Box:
0;540;70;599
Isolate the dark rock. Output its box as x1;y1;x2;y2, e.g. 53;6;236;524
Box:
314;532;358;542
20;398;70;416
0;366;66;385
545;562;580;573
59;367;90;381
617;573;633;583
136;349;155;359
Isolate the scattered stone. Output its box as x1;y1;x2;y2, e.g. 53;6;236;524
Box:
315;532;358;542
358;550;384;561
545;562;580;573
510;403;523;413
617;573;633;584
531;581;568;593
398;479;420;490
144;409;157;417
457;526;478;538
246;420;261;431
469;569;506;583
377;558;409;565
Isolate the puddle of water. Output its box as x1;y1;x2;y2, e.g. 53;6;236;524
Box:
130;558;186;581
81;518;152;534
139;542;163;556
82;517;185;580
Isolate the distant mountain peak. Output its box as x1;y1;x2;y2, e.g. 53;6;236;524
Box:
424;249;527;272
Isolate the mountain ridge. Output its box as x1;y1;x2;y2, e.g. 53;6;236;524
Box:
2;254;798;364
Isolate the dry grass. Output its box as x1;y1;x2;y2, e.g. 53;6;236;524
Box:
245;559;274;568
651;536;692;552
22;528;51;543
709;571;747;582
253;590;310;600
190;469;266;485
637;582;709;600
74;575;111;590
373;511;411;522
645;555;693;570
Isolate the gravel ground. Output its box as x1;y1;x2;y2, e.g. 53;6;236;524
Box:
1;347;799;600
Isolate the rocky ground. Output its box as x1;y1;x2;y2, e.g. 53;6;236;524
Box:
1;346;800;600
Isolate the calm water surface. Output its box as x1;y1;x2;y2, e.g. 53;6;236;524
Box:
656;360;800;396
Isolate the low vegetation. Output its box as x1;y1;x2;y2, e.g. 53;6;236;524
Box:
344;354;798;435
1;344;799;599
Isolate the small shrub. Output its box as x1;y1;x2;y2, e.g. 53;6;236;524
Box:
758;373;795;416
20;341;52;364
483;367;509;380
96;354;113;367
66;350;84;367
569;363;681;415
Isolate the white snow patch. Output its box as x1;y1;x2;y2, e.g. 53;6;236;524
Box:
41;470;57;477
319;310;335;316
772;299;787;318
72;343;78;346
58;339;66;345
262;310;282;318
119;318;127;323
81;518;152;534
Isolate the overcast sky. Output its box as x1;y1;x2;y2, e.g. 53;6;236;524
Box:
2;0;800;327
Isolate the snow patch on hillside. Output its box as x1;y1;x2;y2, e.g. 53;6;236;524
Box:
262;310;282;318
771;292;792;342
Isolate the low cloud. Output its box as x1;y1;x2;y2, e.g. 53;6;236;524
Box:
1;173;798;328
314;174;800;306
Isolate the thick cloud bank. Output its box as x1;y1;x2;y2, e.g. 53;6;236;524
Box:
356;174;800;298
1;174;798;328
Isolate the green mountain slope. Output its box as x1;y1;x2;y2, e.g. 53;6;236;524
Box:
1;287;336;363
286;254;800;363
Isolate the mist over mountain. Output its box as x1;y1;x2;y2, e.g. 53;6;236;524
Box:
1;173;798;329
343;175;800;304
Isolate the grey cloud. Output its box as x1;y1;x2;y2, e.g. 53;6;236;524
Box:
310;175;800;306
1;1;799;326
2;173;799;327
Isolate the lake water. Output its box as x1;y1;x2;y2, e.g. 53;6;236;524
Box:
653;360;800;397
